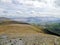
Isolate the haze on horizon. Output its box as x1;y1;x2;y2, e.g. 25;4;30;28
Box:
0;0;60;18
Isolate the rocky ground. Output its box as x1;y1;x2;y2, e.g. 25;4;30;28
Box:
0;23;60;45
0;33;60;45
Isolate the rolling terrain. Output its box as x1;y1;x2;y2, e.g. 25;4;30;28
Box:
0;23;43;35
11;17;60;24
0;17;60;45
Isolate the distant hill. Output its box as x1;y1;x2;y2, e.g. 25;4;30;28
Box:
0;17;10;20
0;17;11;22
11;17;60;25
0;16;60;25
0;17;29;25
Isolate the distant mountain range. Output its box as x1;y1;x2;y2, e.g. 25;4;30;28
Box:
10;17;60;24
0;17;11;22
0;17;60;25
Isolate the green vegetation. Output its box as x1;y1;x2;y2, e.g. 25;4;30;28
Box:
31;23;60;36
44;23;60;35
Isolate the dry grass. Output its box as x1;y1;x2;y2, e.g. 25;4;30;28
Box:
0;21;60;45
0;23;43;35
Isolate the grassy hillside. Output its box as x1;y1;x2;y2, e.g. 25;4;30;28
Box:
0;21;60;45
43;23;60;36
0;21;60;36
0;21;43;35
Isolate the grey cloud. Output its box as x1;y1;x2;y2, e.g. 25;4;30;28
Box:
54;0;60;7
0;0;60;17
12;0;23;5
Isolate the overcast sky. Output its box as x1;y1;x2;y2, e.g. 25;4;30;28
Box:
0;0;60;18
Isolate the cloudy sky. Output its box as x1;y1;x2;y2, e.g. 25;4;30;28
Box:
0;0;60;18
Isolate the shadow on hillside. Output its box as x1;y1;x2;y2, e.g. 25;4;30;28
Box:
43;29;60;36
0;21;30;25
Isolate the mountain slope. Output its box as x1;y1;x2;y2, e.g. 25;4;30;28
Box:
0;23;43;35
0;19;60;45
11;17;60;24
